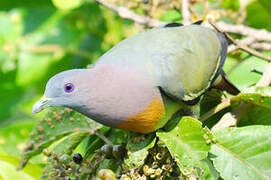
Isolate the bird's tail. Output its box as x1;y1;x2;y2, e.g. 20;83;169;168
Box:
213;71;240;95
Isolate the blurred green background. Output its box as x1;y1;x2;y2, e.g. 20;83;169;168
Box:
0;0;270;179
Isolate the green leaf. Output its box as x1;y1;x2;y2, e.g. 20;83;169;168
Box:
246;1;271;31
160;9;181;22
221;0;240;11
259;0;271;13
125;133;156;169
0;160;36;180
0;121;35;157
200;90;230;128
199;158;220;180
50;131;89;154
230;90;271;125
19;106;102;169
0;155;43;179
157;117;213;176
51;0;82;10
200;88;271;126
211;126;271;180
224;55;268;90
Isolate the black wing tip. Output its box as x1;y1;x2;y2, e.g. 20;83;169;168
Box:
164;22;183;27
182;96;202;106
193;20;204;25
164;20;204;28
213;72;240;95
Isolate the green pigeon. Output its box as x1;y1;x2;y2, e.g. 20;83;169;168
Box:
32;23;239;134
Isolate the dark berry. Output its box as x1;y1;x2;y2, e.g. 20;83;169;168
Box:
72;153;83;164
142;0;148;4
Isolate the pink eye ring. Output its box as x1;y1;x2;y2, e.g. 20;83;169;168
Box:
64;83;74;93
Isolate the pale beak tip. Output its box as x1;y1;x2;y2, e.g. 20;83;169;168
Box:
32;101;43;114
32;96;51;114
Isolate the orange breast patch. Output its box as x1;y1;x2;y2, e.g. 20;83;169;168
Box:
117;96;165;134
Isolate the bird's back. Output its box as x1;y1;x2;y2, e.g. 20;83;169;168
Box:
96;25;222;103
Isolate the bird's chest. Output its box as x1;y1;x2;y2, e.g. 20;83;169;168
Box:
83;65;165;133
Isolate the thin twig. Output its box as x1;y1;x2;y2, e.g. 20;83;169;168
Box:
94;130;113;146
93;0;166;27
227;37;256;52
93;0;271;53
209;20;271;62
216;21;271;42
250;42;271;51
93;0;271;48
181;0;191;25
256;63;271;87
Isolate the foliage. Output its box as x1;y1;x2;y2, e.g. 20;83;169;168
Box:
0;0;271;179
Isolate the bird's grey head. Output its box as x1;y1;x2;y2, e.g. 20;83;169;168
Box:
32;69;89;114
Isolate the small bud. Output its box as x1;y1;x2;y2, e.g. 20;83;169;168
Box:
101;144;113;158
142;0;148;4
98;169;116;180
59;154;70;164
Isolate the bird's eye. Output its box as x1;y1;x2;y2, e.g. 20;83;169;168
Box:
64;83;74;93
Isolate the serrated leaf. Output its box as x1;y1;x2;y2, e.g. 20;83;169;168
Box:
231;92;271;108
199;158;220;180
210;126;271;180
19;106;102;169
157;117;213;176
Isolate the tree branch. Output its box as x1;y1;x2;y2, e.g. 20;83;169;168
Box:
93;0;166;27
93;0;271;53
209;20;271;62
216;21;271;42
256;63;271;87
227;37;255;52
94;0;271;43
250;42;271;51
181;0;191;25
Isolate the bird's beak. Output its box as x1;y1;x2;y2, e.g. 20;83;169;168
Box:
32;96;52;114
